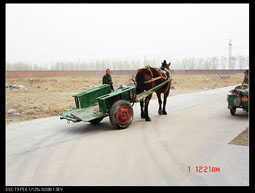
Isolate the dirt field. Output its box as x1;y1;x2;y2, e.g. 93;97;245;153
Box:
6;70;245;79
6;73;243;125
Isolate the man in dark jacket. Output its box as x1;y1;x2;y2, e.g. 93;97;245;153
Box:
102;69;114;92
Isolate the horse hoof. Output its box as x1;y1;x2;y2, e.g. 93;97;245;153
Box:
158;110;163;115
163;111;167;115
146;117;151;121
141;114;145;118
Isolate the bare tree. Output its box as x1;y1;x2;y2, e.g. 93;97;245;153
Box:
188;58;196;69
220;56;227;69
211;57;219;69
182;58;189;69
236;55;246;69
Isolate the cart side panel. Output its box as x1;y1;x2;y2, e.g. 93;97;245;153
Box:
228;95;236;106
73;84;111;109
74;96;80;108
228;95;248;107
97;87;136;114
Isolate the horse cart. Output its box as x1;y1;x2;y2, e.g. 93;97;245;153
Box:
60;79;170;129
227;84;249;115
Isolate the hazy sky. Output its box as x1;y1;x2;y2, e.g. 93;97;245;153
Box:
6;4;249;65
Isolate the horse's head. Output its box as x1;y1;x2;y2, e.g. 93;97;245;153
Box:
161;61;171;77
161;60;171;69
165;62;171;70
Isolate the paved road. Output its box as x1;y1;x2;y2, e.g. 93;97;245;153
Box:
6;86;249;186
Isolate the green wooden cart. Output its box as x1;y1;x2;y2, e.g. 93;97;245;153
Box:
227;84;249;115
60;79;170;129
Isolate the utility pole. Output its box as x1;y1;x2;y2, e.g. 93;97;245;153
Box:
229;39;232;69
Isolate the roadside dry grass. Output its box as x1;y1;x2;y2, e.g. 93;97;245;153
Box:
229;127;249;146
6;74;243;125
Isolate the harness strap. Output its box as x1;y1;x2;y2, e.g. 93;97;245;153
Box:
146;66;153;78
145;66;154;86
144;76;165;84
144;66;169;84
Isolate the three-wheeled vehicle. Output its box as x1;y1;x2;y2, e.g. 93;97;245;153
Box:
227;84;249;115
60;79;170;129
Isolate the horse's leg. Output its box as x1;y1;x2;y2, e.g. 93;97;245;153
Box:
156;92;163;115
144;94;152;121
140;100;145;118
163;91;169;115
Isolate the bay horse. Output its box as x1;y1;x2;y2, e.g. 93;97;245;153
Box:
135;61;172;121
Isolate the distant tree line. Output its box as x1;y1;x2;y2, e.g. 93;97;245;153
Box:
6;55;249;71
174;55;249;70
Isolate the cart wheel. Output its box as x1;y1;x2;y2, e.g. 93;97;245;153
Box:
109;100;133;129
89;117;103;124
230;107;236;115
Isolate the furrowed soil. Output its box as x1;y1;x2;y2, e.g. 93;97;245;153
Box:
6;74;243;125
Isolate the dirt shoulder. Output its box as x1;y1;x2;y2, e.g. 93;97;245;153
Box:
6;74;243;125
229;127;249;146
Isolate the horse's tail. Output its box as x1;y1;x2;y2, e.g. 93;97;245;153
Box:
135;70;144;94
